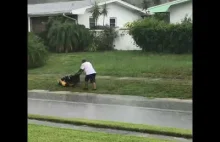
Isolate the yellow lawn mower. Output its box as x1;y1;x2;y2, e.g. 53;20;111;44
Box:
58;74;80;87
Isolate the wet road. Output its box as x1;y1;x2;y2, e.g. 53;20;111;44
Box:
28;98;192;129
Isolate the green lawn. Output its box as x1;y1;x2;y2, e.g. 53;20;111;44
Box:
29;114;192;138
28;51;192;99
28;124;174;142
28;74;191;98
28;51;192;79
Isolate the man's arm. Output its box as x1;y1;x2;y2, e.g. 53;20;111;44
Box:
75;64;84;75
75;69;83;75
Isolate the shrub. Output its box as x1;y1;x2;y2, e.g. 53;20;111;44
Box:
47;20;92;53
37;16;117;52
181;15;192;24
36;16;73;47
129;17;192;54
155;13;170;22
89;26;118;51
28;32;48;69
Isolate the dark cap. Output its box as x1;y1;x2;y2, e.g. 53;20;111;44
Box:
82;59;86;63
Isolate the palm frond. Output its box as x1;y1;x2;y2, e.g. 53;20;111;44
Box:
89;2;101;26
101;3;108;16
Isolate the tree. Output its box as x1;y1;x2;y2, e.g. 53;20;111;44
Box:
153;0;161;5
142;0;150;10
101;3;108;26
47;19;91;53
90;2;101;26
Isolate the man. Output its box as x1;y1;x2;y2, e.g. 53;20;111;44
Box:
75;59;97;90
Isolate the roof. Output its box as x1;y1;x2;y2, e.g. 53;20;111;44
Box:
28;0;145;16
122;0;170;9
71;0;146;15
28;1;92;16
28;0;78;4
147;0;191;13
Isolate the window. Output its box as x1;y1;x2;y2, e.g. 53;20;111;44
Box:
89;17;95;29
31;17;48;33
110;18;116;27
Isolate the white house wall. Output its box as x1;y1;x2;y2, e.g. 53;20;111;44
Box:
28;16;31;32
114;30;141;50
91;29;141;50
168;1;192;24
78;2;142;28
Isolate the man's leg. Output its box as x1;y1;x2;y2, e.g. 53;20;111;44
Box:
84;81;88;89
91;74;96;90
92;82;96;90
84;75;89;90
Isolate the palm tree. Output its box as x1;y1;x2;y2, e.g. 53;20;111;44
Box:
47;19;91;53
101;3;108;26
153;0;161;5
142;0;150;10
89;2;101;26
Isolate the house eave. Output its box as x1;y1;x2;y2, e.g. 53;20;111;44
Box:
28;11;72;17
147;0;191;14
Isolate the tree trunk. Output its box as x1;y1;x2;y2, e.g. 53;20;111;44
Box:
103;16;105;26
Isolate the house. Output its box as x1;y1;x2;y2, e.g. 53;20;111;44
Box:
28;0;92;32
147;0;192;24
72;0;146;28
28;0;146;32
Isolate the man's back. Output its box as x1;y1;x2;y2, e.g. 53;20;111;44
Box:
80;61;96;75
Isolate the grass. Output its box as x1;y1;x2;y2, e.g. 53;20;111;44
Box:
28;114;192;139
28;74;192;99
28;51;192;79
29;124;174;142
28;51;192;99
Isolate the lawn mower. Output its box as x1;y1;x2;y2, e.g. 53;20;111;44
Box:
58;74;80;87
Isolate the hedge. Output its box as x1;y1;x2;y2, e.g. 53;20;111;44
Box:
129;18;192;54
28;32;48;69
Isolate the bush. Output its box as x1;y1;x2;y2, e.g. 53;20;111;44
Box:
38;16;92;53
47;22;91;53
89;26;118;51
129;17;192;54
28;32;48;69
36;16;73;47
181;15;192;24
37;16;118;52
153;13;170;23
90;25;109;30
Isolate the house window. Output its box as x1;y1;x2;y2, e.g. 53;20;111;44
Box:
89;17;95;29
110;18;116;27
31;16;48;33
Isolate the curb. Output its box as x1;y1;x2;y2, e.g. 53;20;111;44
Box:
28;114;192;139
28;90;192;111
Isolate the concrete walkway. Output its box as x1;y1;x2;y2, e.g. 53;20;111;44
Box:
28;119;192;142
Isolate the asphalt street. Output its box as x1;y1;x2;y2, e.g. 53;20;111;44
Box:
28;98;192;129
